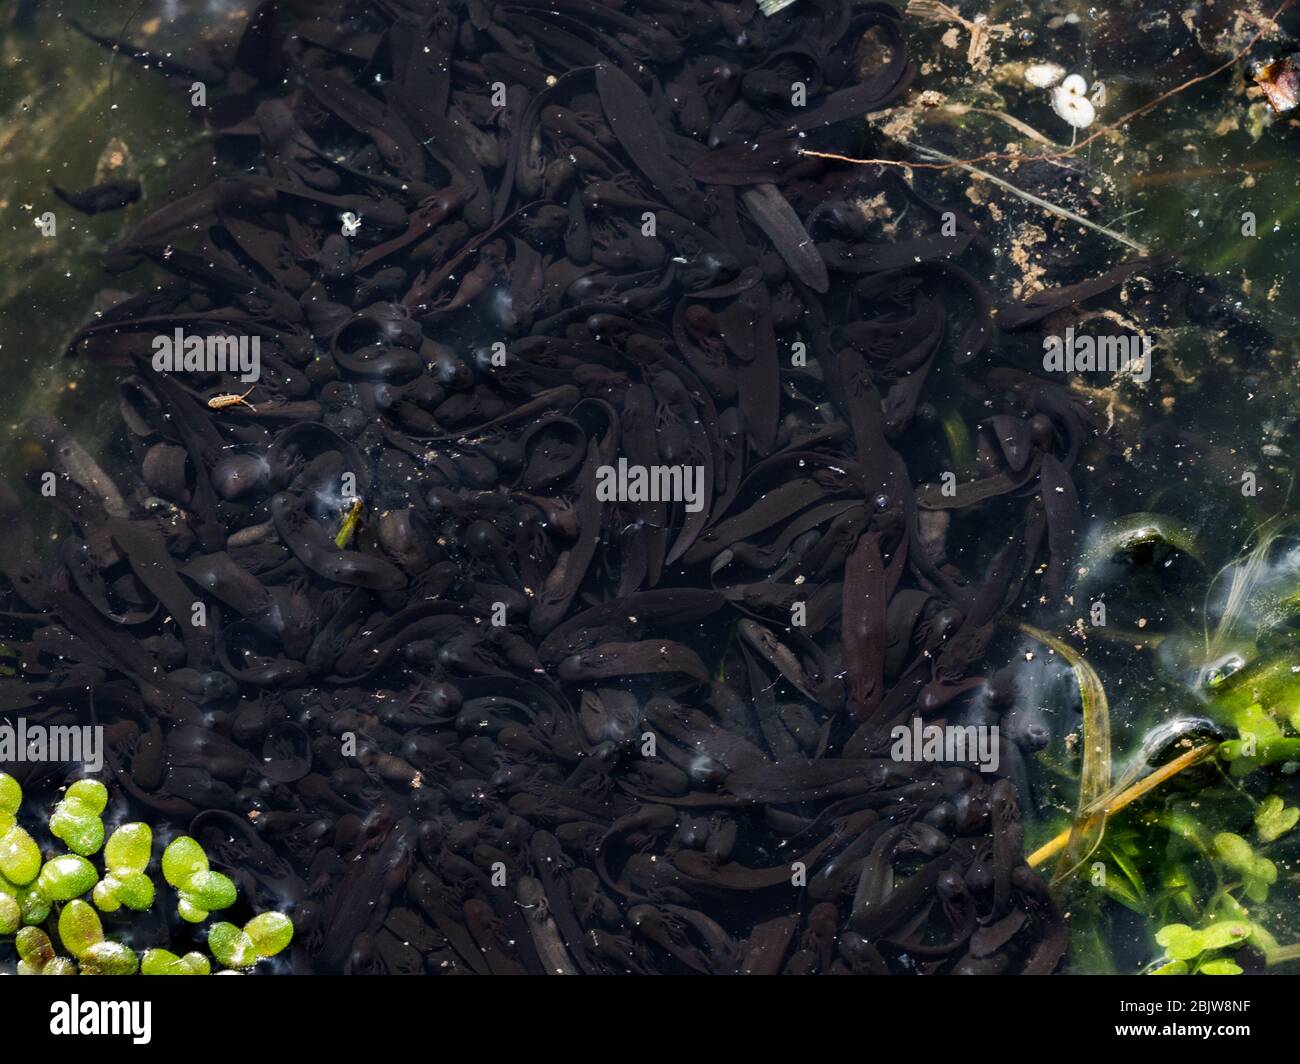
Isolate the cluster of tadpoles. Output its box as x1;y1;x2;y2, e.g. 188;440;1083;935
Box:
0;0;1249;975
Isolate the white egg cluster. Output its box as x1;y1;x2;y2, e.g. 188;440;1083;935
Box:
1023;64;1100;130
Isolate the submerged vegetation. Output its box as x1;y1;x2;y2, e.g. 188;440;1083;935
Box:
1026;516;1300;974
864;1;1300;975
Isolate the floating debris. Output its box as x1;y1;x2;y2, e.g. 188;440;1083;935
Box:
1254;56;1300;113
906;0;1012;70
1024;61;1067;88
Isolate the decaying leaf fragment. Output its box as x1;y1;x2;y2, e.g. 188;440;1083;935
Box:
906;0;1011;71
1254;56;1300;114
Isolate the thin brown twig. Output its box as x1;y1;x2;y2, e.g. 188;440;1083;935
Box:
1027;742;1219;869
801;0;1294;173
896;138;1150;251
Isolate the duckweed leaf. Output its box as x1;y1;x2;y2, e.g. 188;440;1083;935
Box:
181;870;236;911
0;826;41;885
18;885;48;925
104;823;152;874
177;897;209;923
141;948;181;975
162;836;208;888
57;898;103;958
49;809;104;856
36;854;98;901
16;926;53;968
79;941;139;975
116;871;155;910
0;773;20;814
64;779;107;815
208;922;257;969
245;911;293;957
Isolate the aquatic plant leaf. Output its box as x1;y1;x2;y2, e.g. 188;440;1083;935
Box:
79;940;139;975
1197;959;1243;975
115;871;156;911
141;948;183;975
36;854;97;901
1255;795;1299;843
92;877;122;912
1102;843;1148;910
0;826;40;885
64;779;108;815
105;823;152;874
0;773;22;814
1204;519;1287;658
1155;923;1204;961
1197;921;1252;953
1020;624;1111;884
208;922;257;969
57;899;103;958
49;808;104;856
1213;832;1256;872
1155;921;1248;964
0;894;19;934
162;836;208;888
16;926;53;969
1099;872;1145;914
182;870;237;911
245;911;294;958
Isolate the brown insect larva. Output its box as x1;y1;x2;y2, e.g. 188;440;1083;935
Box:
207;386;256;412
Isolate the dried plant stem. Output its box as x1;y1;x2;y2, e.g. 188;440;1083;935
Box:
897;140;1150;253
1027;742;1219;869
933;104;1065;148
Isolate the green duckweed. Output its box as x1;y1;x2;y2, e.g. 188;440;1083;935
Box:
57;899;102;958
49;780;108;857
207;922;257;970
0;825;41;885
0;775;292;976
36;854;98;902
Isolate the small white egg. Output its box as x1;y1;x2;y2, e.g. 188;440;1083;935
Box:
1051;76;1095;128
1059;73;1089;97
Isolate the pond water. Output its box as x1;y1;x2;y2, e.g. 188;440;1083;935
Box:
2;0;1300;977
